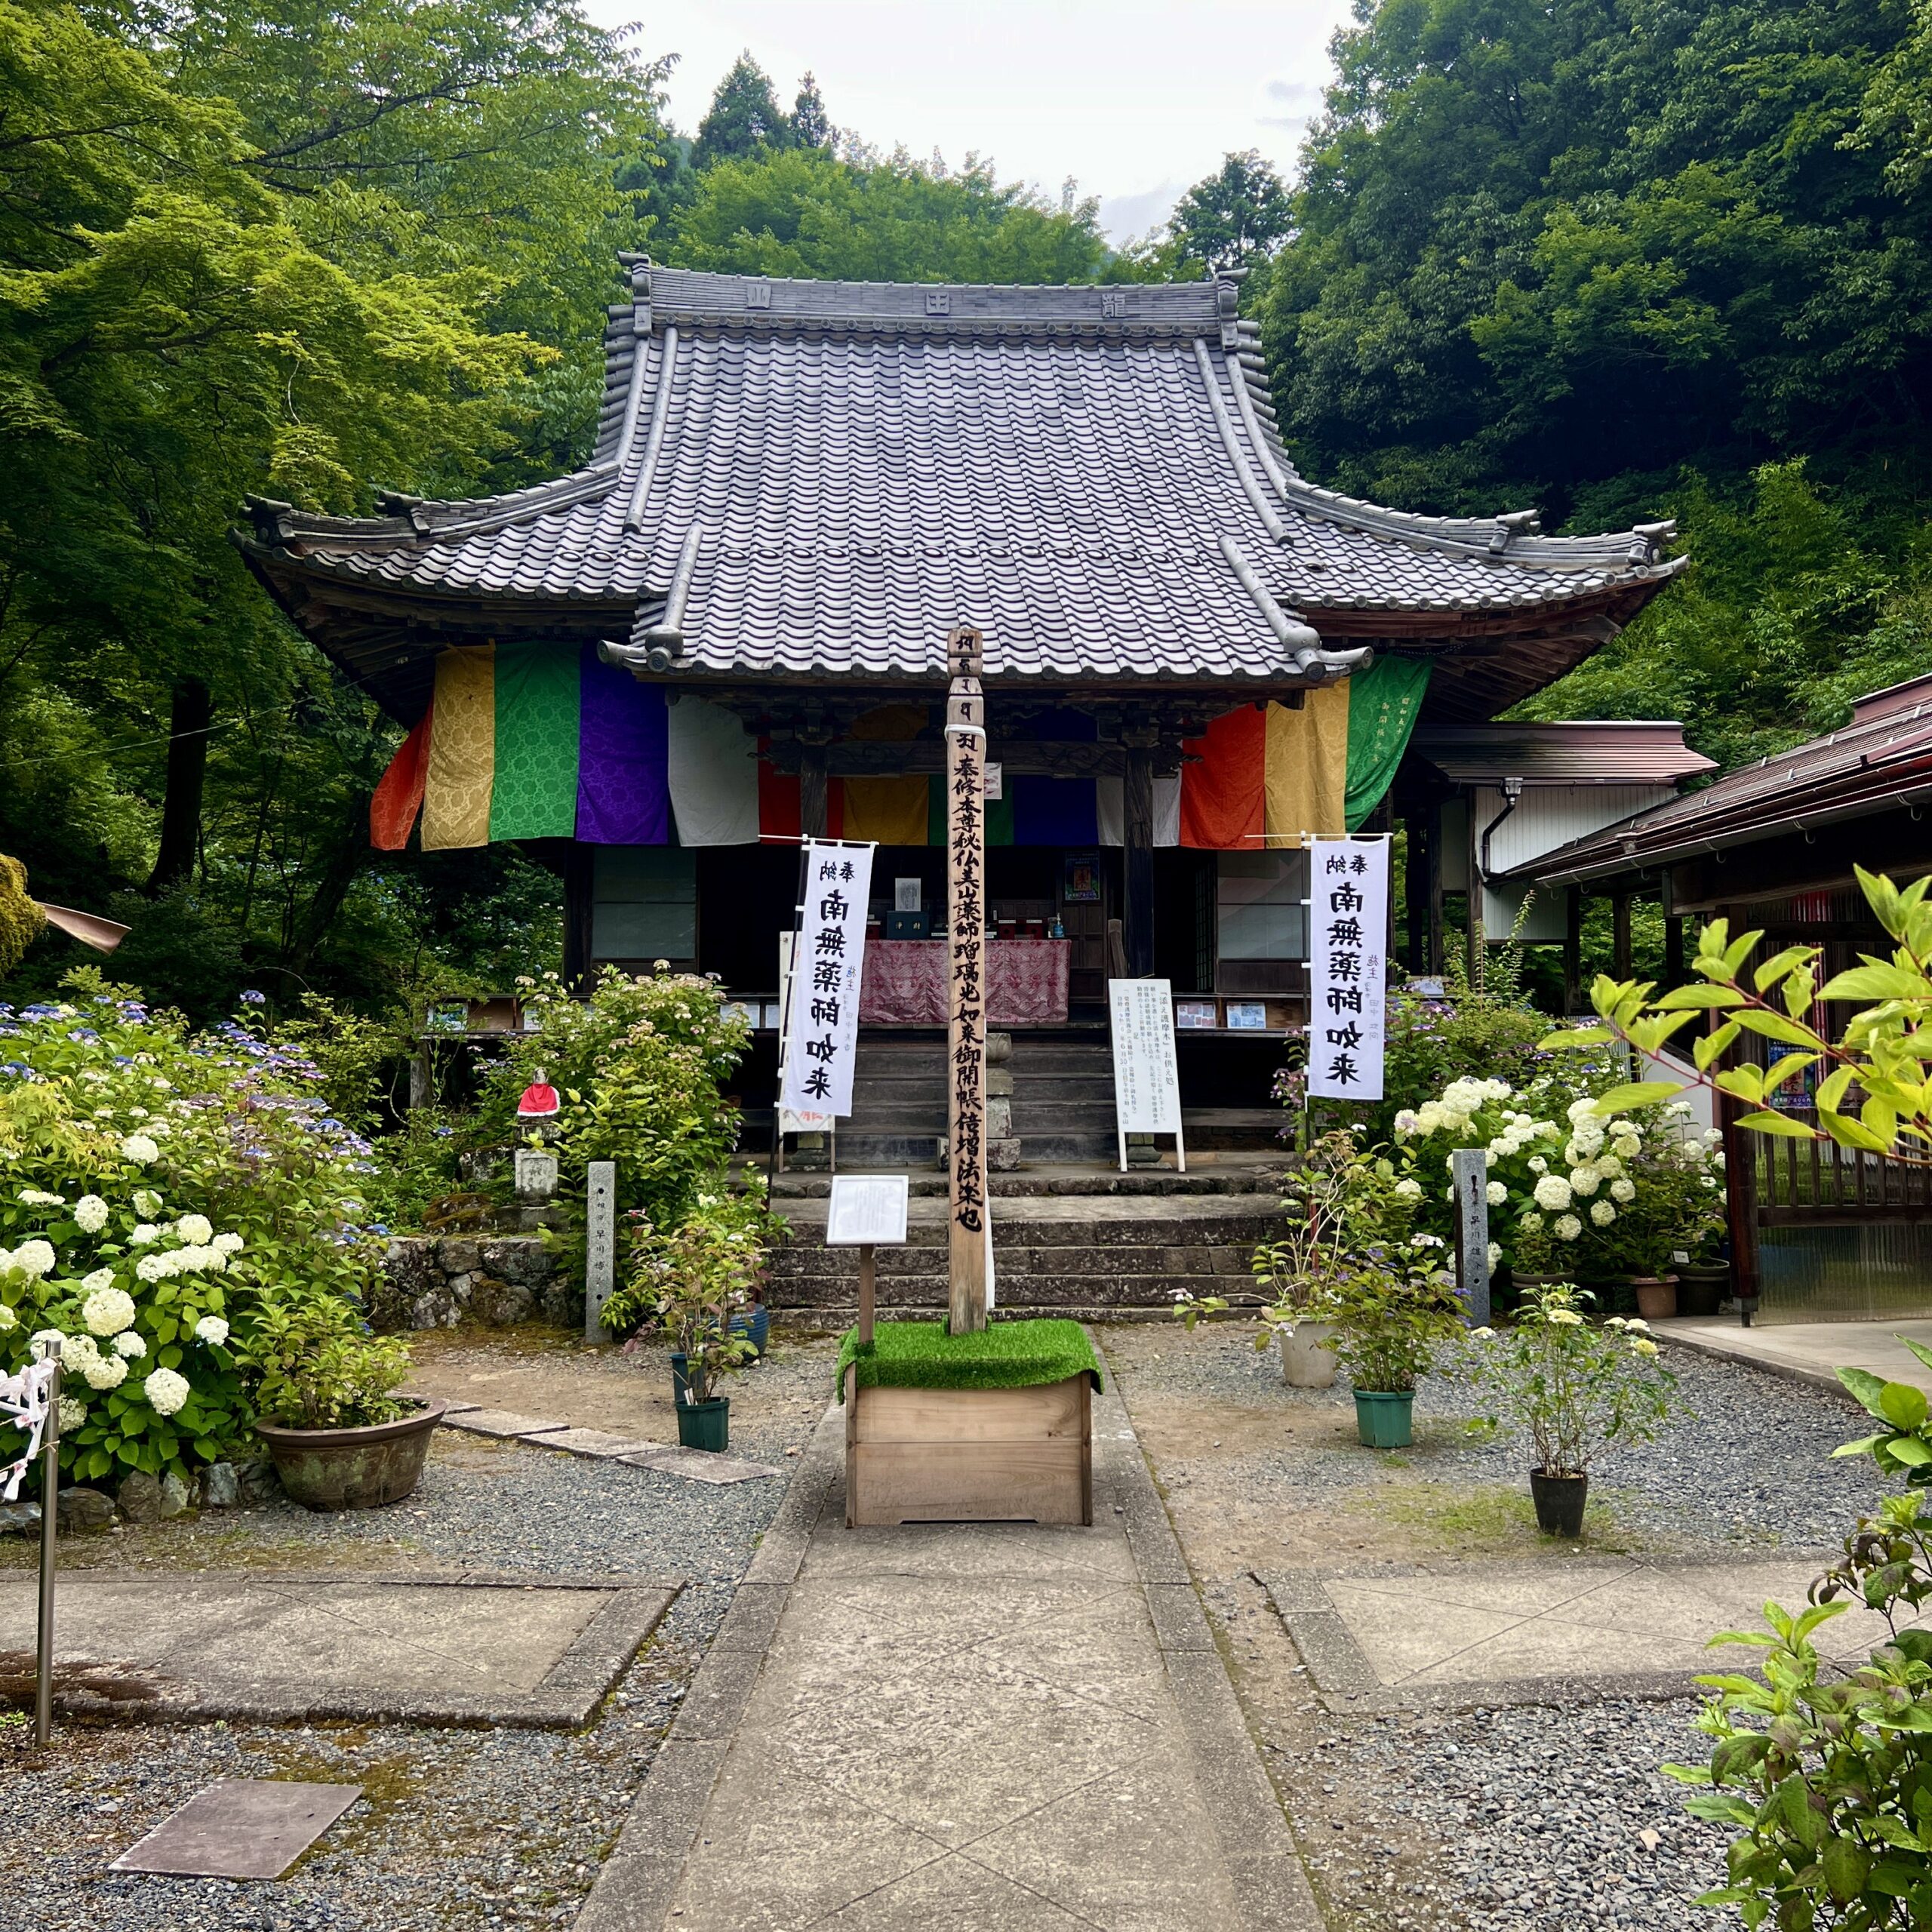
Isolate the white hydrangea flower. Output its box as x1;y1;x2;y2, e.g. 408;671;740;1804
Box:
1589;1199;1616;1226
1534;1175;1574;1212
1486;1180;1508;1206
1554;1214;1583;1242
113;1331;146;1359
1610;1177;1636;1203
129;1223;158;1246
1569;1165;1602;1197
1595;1152;1625;1179
174;1213;213;1245
8;1239;55;1280
29;1327;63;1357
82;1354;127;1391
1567;1098;1598;1124
82;1287;137;1337
212;1232;243;1255
57;1395;86;1432
134;1253;167;1283
119;1134;160;1164
1527;1155;1549;1174
72;1194;109;1234
58;1334;98;1372
17;1188;64;1207
1548;1308;1585;1326
1540;1121;1564;1143
1392;1110;1421;1137
1486;1241;1502;1268
1393;1178;1423;1201
81;1266;115;1295
143;1367;190;1417
193;1315;229;1346
1518;1211;1544;1233
133;1189;163;1217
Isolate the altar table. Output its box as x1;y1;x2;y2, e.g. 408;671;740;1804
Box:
860;939;1070;1025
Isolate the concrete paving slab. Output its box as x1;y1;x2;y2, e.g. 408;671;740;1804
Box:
617;1445;779;1484
1659;1315;1932;1398
537;1426;668;1460
111;1779;361;1878
0;1572;675;1727
441;1407;571;1439
1269;1554;1932;1709
578;1386;1322;1932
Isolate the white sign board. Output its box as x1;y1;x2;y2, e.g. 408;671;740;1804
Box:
1109;977;1183;1172
826;1174;911;1247
1307;836;1390;1102
779;840;875;1121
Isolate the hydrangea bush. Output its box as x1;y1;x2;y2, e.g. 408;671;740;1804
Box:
1392;1072;1726;1279
0;971;391;1485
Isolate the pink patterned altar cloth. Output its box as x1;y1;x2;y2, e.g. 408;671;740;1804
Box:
860;940;1070;1025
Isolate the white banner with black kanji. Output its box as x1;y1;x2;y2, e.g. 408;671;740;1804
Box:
779;840;875;1120
1306;836;1389;1103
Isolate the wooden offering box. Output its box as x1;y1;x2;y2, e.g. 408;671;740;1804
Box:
837;1320;1100;1529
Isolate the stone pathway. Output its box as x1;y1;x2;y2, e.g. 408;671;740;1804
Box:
577;1392;1322;1932
435;1400;780;1484
1264;1552;1920;1710
0;1571;674;1725
1661;1314;1932;1398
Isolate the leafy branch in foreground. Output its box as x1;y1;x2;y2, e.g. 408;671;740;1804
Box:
1541;866;1932;1167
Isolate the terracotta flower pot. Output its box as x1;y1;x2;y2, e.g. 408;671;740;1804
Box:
256;1398;445;1512
1633;1276;1678;1321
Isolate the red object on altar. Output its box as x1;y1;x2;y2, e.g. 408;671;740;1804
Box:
515;1072;561;1119
860;939;1069;1026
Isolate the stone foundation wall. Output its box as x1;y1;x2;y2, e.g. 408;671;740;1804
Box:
374;1235;580;1331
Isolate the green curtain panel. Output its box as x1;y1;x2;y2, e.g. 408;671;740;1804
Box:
488;641;581;841
1344;655;1432;830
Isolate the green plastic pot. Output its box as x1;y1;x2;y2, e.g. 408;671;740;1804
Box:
676;1395;730;1453
1353;1389;1414;1450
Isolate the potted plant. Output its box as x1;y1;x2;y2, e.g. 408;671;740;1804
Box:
1312;1238;1466;1448
1469;1280;1679;1535
609;1204;761;1452
244;1300;439;1511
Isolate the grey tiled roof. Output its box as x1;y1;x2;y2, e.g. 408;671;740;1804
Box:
242;266;1683;687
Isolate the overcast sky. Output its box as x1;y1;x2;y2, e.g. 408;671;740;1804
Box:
601;2;1360;242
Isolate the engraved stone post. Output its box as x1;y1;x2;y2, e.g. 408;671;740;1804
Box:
1451;1146;1491;1325
585;1159;617;1342
945;626;989;1334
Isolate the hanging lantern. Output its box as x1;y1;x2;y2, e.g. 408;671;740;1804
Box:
515;1067;561;1121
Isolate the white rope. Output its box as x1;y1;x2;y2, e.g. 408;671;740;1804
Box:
0;1358;57;1503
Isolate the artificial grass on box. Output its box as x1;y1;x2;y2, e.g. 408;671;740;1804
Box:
836;1318;1103;1401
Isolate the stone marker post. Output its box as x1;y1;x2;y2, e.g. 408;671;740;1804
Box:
944;625;989;1334
585;1159;617;1343
1450;1146;1491;1325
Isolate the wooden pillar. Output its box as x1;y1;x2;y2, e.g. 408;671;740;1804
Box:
1404;808;1429;974
1711;958;1761;1315
563;843;595;988
944;626;989;1334
1663;912;1685;990
1562;885;1583;1015
1463;791;1481;992
1122;741;1155;977
1611;885;1632;980
799;746;830;840
1426;802;1444;974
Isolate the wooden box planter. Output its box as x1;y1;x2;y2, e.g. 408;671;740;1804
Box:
837;1319;1099;1529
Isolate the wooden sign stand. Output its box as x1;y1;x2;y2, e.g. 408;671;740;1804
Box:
944;626;989;1335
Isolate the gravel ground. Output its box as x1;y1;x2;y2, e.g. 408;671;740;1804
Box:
1109;1320;1887;1553
1106;1321;1887;1932
0;1332;841;1932
1296;1699;1734;1932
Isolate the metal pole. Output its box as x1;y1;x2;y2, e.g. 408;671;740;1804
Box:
35;1355;60;1748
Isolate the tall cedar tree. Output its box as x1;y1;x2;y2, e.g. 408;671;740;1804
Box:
692;50;787;170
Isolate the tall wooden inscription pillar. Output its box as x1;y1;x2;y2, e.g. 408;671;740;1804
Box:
944;626;989;1334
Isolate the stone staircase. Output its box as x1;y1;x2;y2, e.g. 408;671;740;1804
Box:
767;1170;1291;1321
831;1034;948;1168
1006;1034;1118;1164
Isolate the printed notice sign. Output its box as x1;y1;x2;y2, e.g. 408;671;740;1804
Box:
1109;979;1183;1171
826;1174;910;1247
1307;836;1389;1102
779;839;875;1121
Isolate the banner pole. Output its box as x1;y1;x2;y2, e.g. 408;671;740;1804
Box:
35;1354;60;1748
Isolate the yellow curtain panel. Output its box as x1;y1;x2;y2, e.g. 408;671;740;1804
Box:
420;646;497;851
1261;685;1351;847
